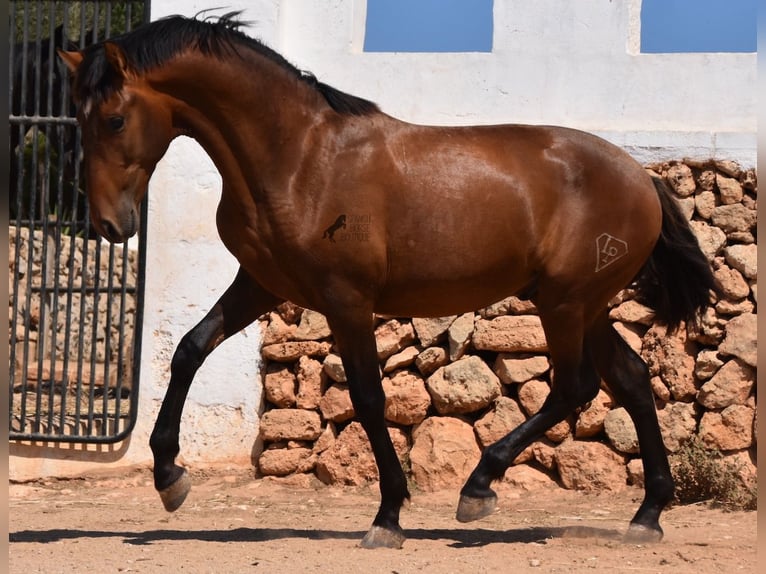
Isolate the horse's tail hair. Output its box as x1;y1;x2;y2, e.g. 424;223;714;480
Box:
633;177;720;333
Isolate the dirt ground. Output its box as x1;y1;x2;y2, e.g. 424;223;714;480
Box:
9;466;757;574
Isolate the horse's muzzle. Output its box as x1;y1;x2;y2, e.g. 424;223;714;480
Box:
99;208;138;243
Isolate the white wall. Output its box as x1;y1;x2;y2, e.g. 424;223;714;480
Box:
277;0;754;165
9;0;756;480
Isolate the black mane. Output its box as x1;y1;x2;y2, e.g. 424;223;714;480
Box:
74;11;379;116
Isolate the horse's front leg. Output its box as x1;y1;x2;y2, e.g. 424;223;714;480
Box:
150;268;282;512
327;309;410;549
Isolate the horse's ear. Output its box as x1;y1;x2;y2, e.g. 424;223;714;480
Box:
58;49;83;74
103;41;131;77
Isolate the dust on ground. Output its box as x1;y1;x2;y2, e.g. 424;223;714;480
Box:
9;466;756;574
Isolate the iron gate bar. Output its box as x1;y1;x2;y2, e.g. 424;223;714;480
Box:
9;0;150;444
10;116;80;125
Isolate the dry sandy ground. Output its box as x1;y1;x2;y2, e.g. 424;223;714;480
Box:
9;466;757;574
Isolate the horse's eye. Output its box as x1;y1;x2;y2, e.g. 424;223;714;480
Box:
107;115;125;133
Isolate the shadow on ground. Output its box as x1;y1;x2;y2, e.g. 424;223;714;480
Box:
10;524;624;548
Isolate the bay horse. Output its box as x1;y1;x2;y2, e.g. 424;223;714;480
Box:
59;13;717;549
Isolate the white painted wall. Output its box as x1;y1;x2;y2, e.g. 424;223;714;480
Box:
277;0;755;164
10;0;756;480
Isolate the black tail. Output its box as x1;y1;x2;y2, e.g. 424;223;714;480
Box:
633;177;719;333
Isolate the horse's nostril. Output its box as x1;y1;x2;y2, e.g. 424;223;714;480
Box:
101;219;119;241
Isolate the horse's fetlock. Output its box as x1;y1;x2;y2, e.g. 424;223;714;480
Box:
150;429;179;457
480;445;509;480
647;474;676;504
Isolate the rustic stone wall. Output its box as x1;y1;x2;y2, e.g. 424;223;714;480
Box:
254;159;756;495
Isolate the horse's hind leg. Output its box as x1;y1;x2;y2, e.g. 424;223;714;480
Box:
458;305;601;521
587;313;674;542
150;268;281;512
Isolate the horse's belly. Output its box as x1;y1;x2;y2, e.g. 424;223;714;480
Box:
376;264;534;318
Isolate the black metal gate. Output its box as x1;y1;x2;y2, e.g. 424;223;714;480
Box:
9;1;150;443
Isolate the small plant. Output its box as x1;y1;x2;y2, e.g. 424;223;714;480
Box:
671;435;756;511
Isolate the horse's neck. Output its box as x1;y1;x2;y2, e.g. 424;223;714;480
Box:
157;51;323;194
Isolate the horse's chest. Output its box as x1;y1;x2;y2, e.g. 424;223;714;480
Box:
215;203;312;304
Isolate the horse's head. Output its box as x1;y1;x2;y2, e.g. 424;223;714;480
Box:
59;43;174;243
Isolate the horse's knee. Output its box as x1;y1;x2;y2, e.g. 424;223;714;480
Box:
170;332;207;380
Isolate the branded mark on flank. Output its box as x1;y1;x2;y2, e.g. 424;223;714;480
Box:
322;214;347;242
595;233;628;272
323;214;371;242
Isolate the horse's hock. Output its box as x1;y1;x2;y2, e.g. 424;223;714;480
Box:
255;160;757;493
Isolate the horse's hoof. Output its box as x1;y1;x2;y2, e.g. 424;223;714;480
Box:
359;525;406;549
158;469;191;512
456;494;497;523
624;523;664;544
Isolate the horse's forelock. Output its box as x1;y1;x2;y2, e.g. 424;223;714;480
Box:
74;45;125;114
